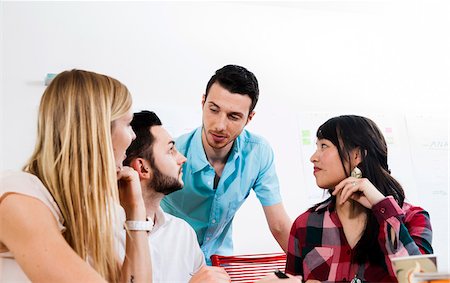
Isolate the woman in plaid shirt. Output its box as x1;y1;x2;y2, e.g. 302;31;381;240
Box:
286;115;433;282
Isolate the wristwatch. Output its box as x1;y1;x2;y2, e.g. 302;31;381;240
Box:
124;218;154;232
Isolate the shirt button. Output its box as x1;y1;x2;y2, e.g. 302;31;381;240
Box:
346;250;351;255
206;237;210;241
380;207;386;213
208;181;211;185
212;219;216;224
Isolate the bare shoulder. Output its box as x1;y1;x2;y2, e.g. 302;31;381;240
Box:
0;194;105;283
0;193;61;238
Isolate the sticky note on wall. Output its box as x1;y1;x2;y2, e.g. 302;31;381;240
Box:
45;73;57;86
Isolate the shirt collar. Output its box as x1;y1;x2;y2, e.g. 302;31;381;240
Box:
231;133;241;157
150;206;167;233
189;128;210;173
314;196;335;213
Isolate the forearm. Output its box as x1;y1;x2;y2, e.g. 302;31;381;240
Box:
189;266;230;283
120;206;152;283
118;168;152;283
374;197;433;257
270;219;292;252
263;203;292;252
120;230;152;283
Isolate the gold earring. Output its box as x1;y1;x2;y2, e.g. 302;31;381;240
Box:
351;167;362;178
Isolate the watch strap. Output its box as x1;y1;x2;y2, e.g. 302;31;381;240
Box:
124;218;153;232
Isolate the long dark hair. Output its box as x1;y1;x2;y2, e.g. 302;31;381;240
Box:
316;115;405;264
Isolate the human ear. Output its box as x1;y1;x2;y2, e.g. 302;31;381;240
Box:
246;111;255;125
201;94;206;107
130;158;151;179
353;147;364;163
348;148;363;174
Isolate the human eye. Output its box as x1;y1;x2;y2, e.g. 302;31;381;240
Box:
316;140;330;149
127;116;133;126
168;143;176;154
209;107;218;113
228;114;242;121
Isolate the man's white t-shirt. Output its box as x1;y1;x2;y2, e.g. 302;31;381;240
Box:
118;206;205;283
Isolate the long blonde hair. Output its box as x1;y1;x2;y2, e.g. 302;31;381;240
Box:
24;69;131;282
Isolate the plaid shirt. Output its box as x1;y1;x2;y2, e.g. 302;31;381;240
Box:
286;196;433;282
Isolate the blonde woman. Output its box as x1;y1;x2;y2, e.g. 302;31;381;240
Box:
0;70;152;282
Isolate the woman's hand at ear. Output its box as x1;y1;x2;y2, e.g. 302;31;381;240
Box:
117;166;146;220
117;166;152;282
333;177;385;209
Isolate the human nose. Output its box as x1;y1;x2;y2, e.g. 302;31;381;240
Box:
214;113;227;131
130;128;136;141
177;152;187;165
310;149;319;163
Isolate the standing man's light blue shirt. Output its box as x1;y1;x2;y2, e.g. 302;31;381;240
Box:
161;127;282;264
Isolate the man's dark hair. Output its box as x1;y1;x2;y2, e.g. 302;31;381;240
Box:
123;110;162;166
205;64;259;113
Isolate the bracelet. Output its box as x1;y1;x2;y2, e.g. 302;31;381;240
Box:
124;218;154;232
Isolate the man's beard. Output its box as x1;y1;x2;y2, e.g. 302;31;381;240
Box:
149;165;183;195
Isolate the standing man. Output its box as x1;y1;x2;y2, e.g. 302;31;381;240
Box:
161;65;292;264
122;111;230;283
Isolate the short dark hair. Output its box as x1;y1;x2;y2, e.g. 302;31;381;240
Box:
123;111;162;166
205;65;259;112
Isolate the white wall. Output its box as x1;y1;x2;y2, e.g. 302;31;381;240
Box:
1;0;449;271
